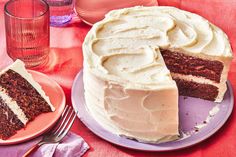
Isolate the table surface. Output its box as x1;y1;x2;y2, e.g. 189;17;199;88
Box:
0;0;236;156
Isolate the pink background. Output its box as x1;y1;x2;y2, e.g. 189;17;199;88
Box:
0;0;236;156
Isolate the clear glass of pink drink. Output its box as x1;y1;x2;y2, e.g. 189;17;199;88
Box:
4;0;50;68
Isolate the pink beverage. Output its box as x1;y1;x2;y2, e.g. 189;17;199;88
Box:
75;0;158;25
4;0;50;68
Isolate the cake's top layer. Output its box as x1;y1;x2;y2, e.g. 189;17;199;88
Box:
83;6;233;87
0;60;55;112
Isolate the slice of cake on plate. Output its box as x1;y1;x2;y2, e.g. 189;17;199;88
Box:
83;6;233;143
0;60;55;140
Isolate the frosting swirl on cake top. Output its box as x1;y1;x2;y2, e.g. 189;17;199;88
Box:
83;6;232;87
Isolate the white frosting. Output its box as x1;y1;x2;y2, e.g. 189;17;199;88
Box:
83;46;179;142
209;105;220;116
84;6;232;100
0;87;28;124
84;68;179;143
96;6;232;58
83;6;233;143
0;60;55;125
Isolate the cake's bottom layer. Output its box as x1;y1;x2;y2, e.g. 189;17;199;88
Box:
0;99;24;140
174;78;219;101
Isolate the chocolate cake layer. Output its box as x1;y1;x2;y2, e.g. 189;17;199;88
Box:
0;70;51;121
161;49;223;83
174;78;218;101
0;98;24;140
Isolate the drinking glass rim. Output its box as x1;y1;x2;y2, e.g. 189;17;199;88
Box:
4;0;49;20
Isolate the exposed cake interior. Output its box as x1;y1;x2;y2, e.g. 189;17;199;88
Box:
0;70;52;120
0;60;55;140
0;98;24;140
160;49;223;83
160;49;223;101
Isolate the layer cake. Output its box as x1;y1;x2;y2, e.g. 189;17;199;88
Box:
83;6;233;143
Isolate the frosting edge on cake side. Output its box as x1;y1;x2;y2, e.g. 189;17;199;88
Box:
83;68;179;143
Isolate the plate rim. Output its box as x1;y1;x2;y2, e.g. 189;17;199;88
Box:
0;70;66;145
71;70;234;152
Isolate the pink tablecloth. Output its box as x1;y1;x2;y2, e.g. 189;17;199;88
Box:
0;0;236;156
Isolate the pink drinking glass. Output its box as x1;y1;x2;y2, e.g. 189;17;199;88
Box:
4;0;50;68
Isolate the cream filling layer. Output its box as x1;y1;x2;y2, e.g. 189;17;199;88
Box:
171;73;219;87
171;73;227;102
0;87;28;125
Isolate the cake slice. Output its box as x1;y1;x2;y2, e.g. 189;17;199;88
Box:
0;60;55;140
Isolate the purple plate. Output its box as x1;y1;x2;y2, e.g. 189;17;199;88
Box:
71;70;234;151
